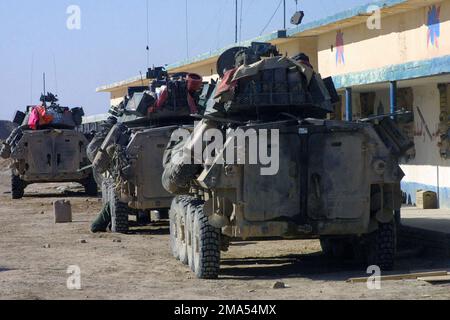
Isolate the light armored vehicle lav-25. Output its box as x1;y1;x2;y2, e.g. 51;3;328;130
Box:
162;42;414;279
0;93;97;199
88;68;206;233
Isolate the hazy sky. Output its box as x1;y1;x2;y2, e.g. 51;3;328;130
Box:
0;0;372;119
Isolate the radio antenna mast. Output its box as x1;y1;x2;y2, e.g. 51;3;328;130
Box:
235;0;238;43
42;73;47;106
30;53;34;104
146;0;150;68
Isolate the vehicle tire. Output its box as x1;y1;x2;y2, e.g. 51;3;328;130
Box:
101;179;110;205
11;173;25;200
394;209;401;238
169;196;190;264
162;145;201;195
92;168;103;186
185;203;194;271
83;173;98;197
192;202;221;279
366;221;396;271
169;198;180;259
109;185;129;234
394;210;401;225
186;199;204;271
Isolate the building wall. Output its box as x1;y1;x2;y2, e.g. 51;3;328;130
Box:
346;81;450;207
318;2;450;77
176;61;218;77
400;83;450;208
168;37;319;79
110;87;129;106
275;37;319;70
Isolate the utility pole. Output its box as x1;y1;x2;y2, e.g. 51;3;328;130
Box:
235;0;238;43
283;0;286;30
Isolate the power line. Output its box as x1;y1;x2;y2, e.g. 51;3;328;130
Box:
189;3;224;53
260;0;283;35
235;0;238;43
215;2;225;50
30;53;34;104
185;0;189;59
146;0;150;68
239;0;244;43
53;54;58;95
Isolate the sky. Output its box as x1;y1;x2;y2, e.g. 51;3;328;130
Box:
0;0;373;120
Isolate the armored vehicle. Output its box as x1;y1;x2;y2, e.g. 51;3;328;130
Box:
0;93;97;199
89;69;205;233
162;43;413;279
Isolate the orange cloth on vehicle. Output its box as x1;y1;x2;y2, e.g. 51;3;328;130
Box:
27;105;54;130
36;106;54;126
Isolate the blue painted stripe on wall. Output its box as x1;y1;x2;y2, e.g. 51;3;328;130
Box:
332;55;450;89
401;181;450;209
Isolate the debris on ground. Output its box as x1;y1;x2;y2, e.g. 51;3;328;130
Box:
56;186;69;194
54;200;72;223
417;275;450;284
272;281;287;289
347;271;449;283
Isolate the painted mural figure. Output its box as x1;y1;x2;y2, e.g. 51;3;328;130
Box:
336;30;345;65
427;5;441;48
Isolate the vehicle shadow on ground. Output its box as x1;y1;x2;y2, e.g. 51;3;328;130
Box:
230;242;258;247
23;192;92;199
219;252;450;282
128;221;170;235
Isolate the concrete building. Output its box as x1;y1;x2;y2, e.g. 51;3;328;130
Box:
97;0;450;208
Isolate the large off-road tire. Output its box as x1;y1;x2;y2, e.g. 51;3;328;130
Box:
192;202;221;279
185;203;195;271
109;185;130;234
101;179;110;205
83;173;98;197
169;196;190;264
169;199;180;259
161;142;201;195
394;209;401;236
11;174;25;200
92;168;103;187
185;199;204;271
366;221;397;271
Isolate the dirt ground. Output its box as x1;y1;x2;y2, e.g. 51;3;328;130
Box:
0;162;449;300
